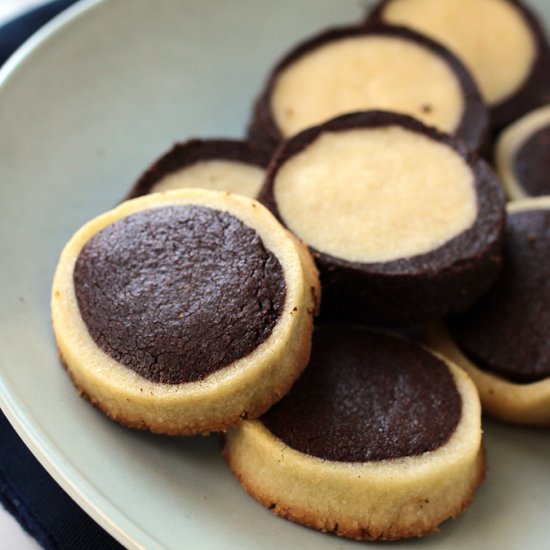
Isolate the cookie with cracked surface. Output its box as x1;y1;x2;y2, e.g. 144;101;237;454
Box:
51;189;320;435
248;25;488;154
259;110;505;326
427;198;550;427
495;104;550;200
126;139;270;200
224;327;485;541
367;0;550;131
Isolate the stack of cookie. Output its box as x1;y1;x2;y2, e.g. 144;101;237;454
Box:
51;0;549;542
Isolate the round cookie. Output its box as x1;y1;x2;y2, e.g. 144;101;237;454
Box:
367;0;550;131
248;25;488;154
126;139;271;200
51;189;320;435
224;328;485;541
426;198;550;427
259;110;505;326
495;104;550;199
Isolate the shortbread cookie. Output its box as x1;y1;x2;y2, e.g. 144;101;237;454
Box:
224;328;485;541
248;25;487;154
51;189;320;435
427;198;550;427
259;110;505;326
495;104;550;199
368;0;550;131
126;139;270;200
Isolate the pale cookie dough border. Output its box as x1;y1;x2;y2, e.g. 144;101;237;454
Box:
426;198;550;428
426;323;550;428
52;189;320;435
224;356;484;541
495;104;550;200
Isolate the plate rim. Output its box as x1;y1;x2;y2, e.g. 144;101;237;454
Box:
0;1;160;547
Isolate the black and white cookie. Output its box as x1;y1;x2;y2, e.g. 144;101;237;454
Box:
51;189;320;435
248;25;488;154
368;0;550;131
225;328;485;541
427;197;550;427
259;110;505;326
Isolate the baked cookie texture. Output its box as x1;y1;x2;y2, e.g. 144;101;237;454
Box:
259;110;505;326
248;25;488;154
368;0;550;131
426;198;550;427
224;328;485;541
496;104;550;199
51;189;320;435
126;139;270;200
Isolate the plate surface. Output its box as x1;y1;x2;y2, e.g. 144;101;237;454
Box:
1;1;549;548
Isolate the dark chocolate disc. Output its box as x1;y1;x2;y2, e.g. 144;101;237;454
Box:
248;25;488;154
126;139;271;200
367;0;550;132
262;328;462;462
449;208;550;384
513;124;550;197
259;110;505;326
73;204;286;384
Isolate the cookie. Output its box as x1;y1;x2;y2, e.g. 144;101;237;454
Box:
224;328;485;541
495;104;550;199
248;25;487;154
368;0;550;131
51;189;320;435
126;139;270;200
427;198;550;427
259;110;505;326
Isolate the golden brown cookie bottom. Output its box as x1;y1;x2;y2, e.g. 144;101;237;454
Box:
226;445;485;541
52;190;320;435
224;360;484;540
426;322;550;428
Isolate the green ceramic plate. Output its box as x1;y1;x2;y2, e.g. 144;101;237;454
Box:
1;1;549;548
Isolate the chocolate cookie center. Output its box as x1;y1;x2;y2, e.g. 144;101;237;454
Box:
262;329;462;462
449;209;550;384
73;205;286;384
513;125;550;197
